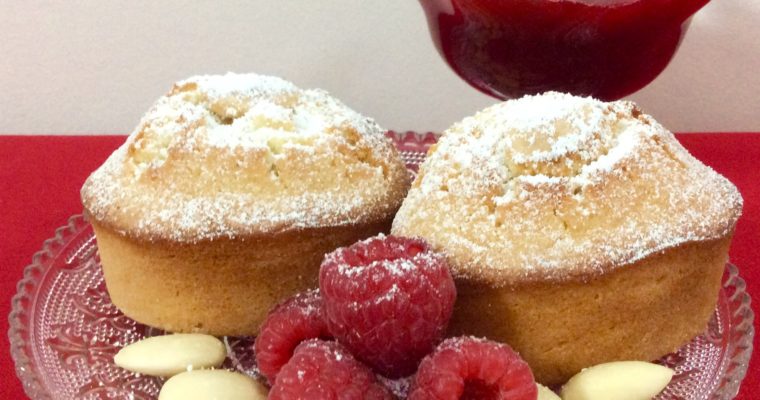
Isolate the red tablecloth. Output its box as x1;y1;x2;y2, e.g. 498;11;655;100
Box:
1;134;758;399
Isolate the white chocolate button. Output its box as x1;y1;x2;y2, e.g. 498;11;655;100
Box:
114;334;226;377
537;383;561;400
159;370;268;400
561;361;674;400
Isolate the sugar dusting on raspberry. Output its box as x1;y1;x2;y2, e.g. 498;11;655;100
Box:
254;289;331;385
81;72;410;242
324;234;451;307
320;235;456;379
408;336;537;400
378;375;412;399
392;92;743;284
269;339;394;400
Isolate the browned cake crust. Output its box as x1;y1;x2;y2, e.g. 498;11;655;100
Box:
82;73;410;335
448;236;730;385
392;92;742;385
92;218;392;336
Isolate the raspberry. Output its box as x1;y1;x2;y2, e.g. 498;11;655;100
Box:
319;235;456;378
269;339;394;400
254;289;332;385
408;337;538;400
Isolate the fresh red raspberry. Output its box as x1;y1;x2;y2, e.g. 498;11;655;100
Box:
319;235;456;378
408;336;538;400
269;339;395;400
254;289;332;385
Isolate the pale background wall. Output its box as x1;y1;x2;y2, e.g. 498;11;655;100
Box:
1;0;758;135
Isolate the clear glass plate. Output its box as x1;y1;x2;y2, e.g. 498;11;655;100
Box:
8;131;754;399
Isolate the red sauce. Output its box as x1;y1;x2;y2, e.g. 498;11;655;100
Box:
420;0;710;100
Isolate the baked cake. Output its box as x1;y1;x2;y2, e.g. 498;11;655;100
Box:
391;92;742;385
81;73;410;336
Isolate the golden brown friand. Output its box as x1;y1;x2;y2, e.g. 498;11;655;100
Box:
392;92;742;385
82;73;410;335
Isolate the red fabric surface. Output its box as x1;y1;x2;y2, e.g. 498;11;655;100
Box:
1;134;758;399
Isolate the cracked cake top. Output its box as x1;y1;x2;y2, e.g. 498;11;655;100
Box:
82;72;410;243
392;92;742;285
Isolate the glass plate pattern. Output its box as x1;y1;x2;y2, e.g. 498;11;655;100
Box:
9;131;754;399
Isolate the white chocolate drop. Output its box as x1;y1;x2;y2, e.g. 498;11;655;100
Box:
561;361;674;400
114;334;226;377
159;370;268;400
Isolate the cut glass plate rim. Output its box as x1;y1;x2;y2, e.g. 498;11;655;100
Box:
8;213;755;400
7;131;756;399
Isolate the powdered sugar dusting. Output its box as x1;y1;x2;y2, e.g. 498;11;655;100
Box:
392;92;743;285
378;375;411;398
81;72;410;242
293;289;322;319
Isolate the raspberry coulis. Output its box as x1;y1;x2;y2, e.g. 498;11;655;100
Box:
420;0;711;100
